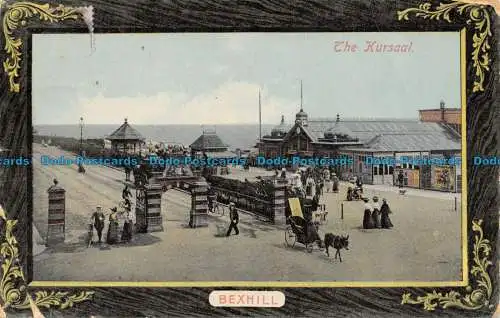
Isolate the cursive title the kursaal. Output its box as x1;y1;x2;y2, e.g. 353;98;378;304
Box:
334;40;413;53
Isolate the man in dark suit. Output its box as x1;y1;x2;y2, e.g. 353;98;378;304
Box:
91;206;105;243
398;170;404;188
124;165;131;181
226;202;239;236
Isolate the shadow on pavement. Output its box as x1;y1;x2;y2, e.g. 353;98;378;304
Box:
44;232;162;254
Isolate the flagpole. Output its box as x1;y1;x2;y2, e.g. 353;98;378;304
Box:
300;79;303;110
259;89;262;141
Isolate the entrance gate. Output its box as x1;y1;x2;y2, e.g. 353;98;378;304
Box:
135;183;164;233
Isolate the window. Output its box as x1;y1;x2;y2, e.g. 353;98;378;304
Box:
379;164;383;174
384;164;388;175
373;166;378;175
389;166;394;175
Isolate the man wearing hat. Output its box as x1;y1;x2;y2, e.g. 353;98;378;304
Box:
226;202;239;236
280;168;287;179
91;206;105;243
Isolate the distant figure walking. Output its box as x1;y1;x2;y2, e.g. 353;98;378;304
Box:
123;185;131;196
124;165;131;181
398;170;405;189
332;173;339;193
122;185;132;202
380;198;394;229
91;206;105;244
356;176;363;193
226;202;239;236
362;198;374;229
280;168;287;179
371;196;382;228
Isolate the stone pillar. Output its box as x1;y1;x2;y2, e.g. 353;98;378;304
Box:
135;187;147;233
46;184;66;246
189;177;208;228
272;179;288;225
145;183;163;232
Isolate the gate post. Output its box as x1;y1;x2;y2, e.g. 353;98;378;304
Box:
189;177;208;228
46;180;65;246
272;179;287;225
145;183;163;232
135;186;147;233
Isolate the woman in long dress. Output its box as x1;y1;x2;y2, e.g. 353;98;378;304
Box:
121;213;133;242
362;198;374;229
371;196;382;228
107;207;119;244
332;173;339;192
121;203;133;242
380;198;394;229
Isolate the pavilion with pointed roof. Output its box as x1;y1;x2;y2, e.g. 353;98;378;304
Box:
190;128;235;158
105;118;145;154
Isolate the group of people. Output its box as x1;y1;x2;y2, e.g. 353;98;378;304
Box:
283;167;339;197
90;185;135;245
362;196;393;229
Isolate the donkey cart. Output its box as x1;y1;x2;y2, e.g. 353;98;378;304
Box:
285;197;323;253
285;216;323;253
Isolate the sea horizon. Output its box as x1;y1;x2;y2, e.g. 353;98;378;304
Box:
34;124;276;151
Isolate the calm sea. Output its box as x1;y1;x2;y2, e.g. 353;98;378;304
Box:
34;124;275;151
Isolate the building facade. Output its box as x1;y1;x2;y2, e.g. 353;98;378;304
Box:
419;100;461;135
258;106;462;192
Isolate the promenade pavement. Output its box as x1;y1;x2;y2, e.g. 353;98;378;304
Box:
32;144;462;283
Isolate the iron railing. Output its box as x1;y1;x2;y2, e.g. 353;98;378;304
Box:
211;186;274;222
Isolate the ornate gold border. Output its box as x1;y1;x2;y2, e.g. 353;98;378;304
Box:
0;2;95;315
0;0;495;316
0;204;93;315
398;1;495;312
401;220;493;311
2;1;94;93
398;1;492;92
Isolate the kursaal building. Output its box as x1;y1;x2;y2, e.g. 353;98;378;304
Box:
257;100;461;192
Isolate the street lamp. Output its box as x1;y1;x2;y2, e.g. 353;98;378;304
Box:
79;117;84;156
78;117;85;173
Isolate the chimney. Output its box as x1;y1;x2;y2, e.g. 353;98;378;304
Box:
440;100;445;122
336;113;340;123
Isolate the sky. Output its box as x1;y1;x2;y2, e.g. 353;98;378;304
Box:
32;32;461;125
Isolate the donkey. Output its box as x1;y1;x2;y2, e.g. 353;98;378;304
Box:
324;233;349;262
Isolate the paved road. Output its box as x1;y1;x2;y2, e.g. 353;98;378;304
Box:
33;144;462;282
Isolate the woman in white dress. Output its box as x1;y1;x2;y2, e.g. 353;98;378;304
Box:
371;196;382;228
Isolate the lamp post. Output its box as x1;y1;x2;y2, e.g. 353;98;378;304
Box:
78;117;85;173
79;117;83;155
